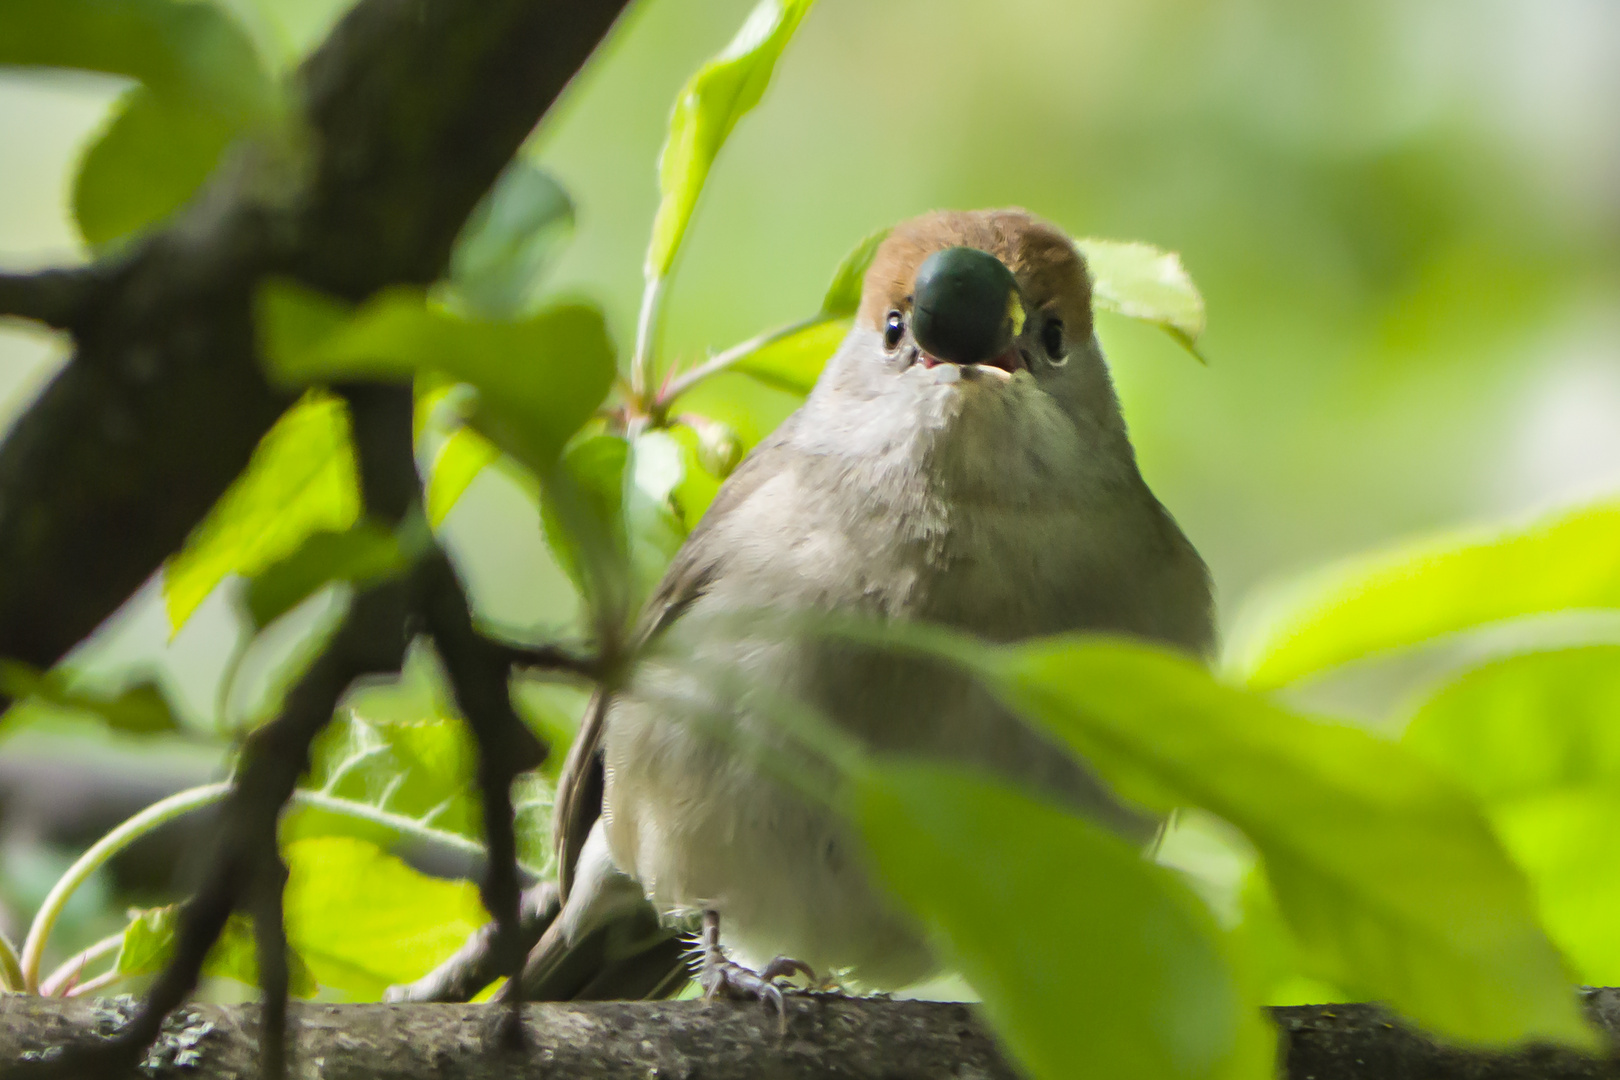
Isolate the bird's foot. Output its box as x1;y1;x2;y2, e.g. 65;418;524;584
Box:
699;911;815;1033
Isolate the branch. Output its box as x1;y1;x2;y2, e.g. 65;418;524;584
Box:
0;0;634;675
0;269;102;331
6;995;1620;1080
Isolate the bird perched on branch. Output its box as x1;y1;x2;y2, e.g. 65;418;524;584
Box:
408;208;1213;1006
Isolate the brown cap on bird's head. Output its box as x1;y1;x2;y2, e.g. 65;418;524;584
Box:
858;210;1095;360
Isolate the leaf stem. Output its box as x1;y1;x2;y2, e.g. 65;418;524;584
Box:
20;782;232;992
0;927;24;993
630;276;666;403
657;315;824;413
39;931;125;997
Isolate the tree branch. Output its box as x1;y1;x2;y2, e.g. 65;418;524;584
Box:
0;269;102;331
6;995;1620;1080
0;0;633;677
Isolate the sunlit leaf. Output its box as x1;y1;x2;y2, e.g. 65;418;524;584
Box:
73;86;242;249
1490;791;1620;987
448;160;574;320
164;391;359;634
282;836;488;999
257;281;616;477
238;0;355;68
666;423;722;526
1078;238;1206;356
0;0;275;124
424;427;503;528
729;318;849;397
244;518;418;630
1403;646;1620;805
0;661;181;737
1228;500;1620;689
972;635;1590;1047
856;761;1272;1080
819;226;890;318
645;0;815;279
118;906;316;997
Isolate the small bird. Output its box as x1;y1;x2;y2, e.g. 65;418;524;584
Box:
519;208;1213;1004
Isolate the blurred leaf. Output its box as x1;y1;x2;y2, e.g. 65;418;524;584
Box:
666;423;722;526
729;318;849;397
975;635;1589;1047
425;427;503;528
257;281;616;477
0;0;275;124
1228;500;1620;689
0;661;180;737
73;86;241;249
118;906;316;997
645;0;814;279
1403;646;1620;805
164;391;359;634
856;762;1271;1080
244;518;417;630
819;226;890;318
282;837;487;999
448;160;574;320
237;0;354;68
1490;791;1620;987
1078;238;1206;356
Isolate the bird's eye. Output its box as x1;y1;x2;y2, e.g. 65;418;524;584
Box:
1041;318;1068;362
883;310;905;351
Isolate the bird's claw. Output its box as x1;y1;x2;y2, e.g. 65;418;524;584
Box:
701;951;816;1035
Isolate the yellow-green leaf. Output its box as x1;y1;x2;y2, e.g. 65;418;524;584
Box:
729;317;848;396
164;391;359;634
645;0;814;280
856;761;1272;1080
118;906;316;997
1078;238;1206;357
980;636;1590;1048
1228;500;1620;689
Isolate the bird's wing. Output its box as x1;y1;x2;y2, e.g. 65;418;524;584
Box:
550;420;802;897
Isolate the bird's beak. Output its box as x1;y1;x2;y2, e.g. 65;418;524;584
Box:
910;246;1026;374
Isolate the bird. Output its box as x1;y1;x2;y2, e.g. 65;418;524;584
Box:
466;208;1213;1006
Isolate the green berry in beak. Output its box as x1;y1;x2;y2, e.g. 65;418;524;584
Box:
910;246;1021;366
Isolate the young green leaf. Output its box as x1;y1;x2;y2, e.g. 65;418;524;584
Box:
0;661;181;737
73;86;244;249
257;281;616;477
448;160;574;320
977;636;1590;1048
0;0;276;125
855;761;1272;1080
1403;646;1620;805
645;0;815;280
424;427;504;528
118;906;316;997
164;391;360;634
243;519;415;631
282;836;488;999
1227;500;1620;689
1077;238;1207;357
819;226;891;319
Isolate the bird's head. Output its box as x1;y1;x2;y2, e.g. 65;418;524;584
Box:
803;209;1133;491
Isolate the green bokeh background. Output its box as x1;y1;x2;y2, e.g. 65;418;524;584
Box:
1;0;1617;980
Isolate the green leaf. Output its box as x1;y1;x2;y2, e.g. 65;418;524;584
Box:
73;86;242;249
424;427;503;528
0;661;181;737
818;226;891;318
244;519;415;630
282;836;488;999
164;391;359;634
645;0;815;280
1077;238;1207;357
1490;791;1620;987
1228;500;1620;689
666;423;723;526
257;281;616;477
118;906;316;997
729;318;849;397
978;636;1590;1047
1403;646;1620;805
0;0;276;125
856;762;1271;1080
448;160;574;320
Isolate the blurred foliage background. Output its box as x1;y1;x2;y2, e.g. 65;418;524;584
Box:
2;0;1618;1016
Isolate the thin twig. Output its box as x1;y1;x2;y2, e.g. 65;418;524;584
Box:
0;268;100;331
656;314;823;410
497;642;604;680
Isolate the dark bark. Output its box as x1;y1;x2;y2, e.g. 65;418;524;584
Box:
6;995;1620;1080
0;0;633;678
